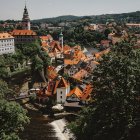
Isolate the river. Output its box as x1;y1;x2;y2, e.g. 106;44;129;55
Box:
19;104;75;140
20;107;59;140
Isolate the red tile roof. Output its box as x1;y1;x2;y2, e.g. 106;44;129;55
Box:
40;35;53;41
11;30;37;36
81;84;93;100
57;77;69;88
72;69;88;81
47;66;58;80
67;84;93;101
0;33;14;39
67;87;83;99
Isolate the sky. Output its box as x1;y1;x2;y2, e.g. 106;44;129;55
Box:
0;0;140;20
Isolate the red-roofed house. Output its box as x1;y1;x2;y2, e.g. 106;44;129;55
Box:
66;84;93;103
56;77;70;103
0;33;15;55
37;77;70;104
72;69;88;82
10;29;37;45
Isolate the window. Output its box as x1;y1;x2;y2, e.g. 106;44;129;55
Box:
61;91;62;94
60;96;62;99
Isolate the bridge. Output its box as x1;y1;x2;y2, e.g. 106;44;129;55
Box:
8;94;33;101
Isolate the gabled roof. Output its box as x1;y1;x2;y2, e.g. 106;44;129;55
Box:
11;30;37;36
64;59;79;65
81;84;93;100
72;69;88;81
67;84;93;101
42;42;48;48
63;45;71;52
51;77;69;95
57;77;69;88
40;35;53;41
67;87;83;99
47;66;58;80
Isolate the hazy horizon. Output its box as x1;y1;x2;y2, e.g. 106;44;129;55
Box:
0;0;140;20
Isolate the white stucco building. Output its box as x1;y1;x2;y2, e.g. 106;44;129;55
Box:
0;33;15;55
56;77;70;104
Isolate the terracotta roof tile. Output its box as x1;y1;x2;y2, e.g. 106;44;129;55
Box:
0;33;14;39
72;69;88;81
47;66;58;80
67;87;83;99
81;84;93;100
57;77;69;88
11;30;37;36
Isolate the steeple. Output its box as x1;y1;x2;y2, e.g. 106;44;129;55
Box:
59;29;63;52
22;1;30;30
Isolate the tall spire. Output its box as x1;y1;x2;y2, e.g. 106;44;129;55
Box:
22;1;30;30
59;29;64;52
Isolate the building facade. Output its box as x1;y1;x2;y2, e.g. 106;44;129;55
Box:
10;30;37;45
56;77;70;104
0;33;15;55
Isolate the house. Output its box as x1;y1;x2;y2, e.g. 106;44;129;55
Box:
84;24;99;31
64;64;79;76
64;45;86;65
47;66;58;80
66;87;83;102
72;69;88;82
56;77;70;103
0;33;15;55
45;41;62;58
37;77;70;104
66;84;93;103
10;29;37;45
40;35;53;44
108;31;128;45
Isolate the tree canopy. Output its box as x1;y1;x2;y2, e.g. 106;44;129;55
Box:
68;42;140;140
0;80;30;140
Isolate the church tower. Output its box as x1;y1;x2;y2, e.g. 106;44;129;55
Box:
22;3;30;30
59;30;64;52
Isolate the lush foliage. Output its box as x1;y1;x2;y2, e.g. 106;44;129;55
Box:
68;42;140;140
32;11;140;24
52;25;106;48
0;80;29;140
0;100;29;140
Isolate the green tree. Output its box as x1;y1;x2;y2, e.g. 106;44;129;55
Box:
0;56;9;78
0;80;30;140
68;42;140;140
104;28;111;38
0;100;29;140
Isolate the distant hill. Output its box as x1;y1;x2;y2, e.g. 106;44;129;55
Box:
89;11;140;24
32;11;140;24
32;15;81;23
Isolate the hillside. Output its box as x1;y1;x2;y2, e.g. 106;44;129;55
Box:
32;11;140;24
32;15;81;23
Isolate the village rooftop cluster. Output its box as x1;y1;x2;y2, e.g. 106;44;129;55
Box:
0;4;140;109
